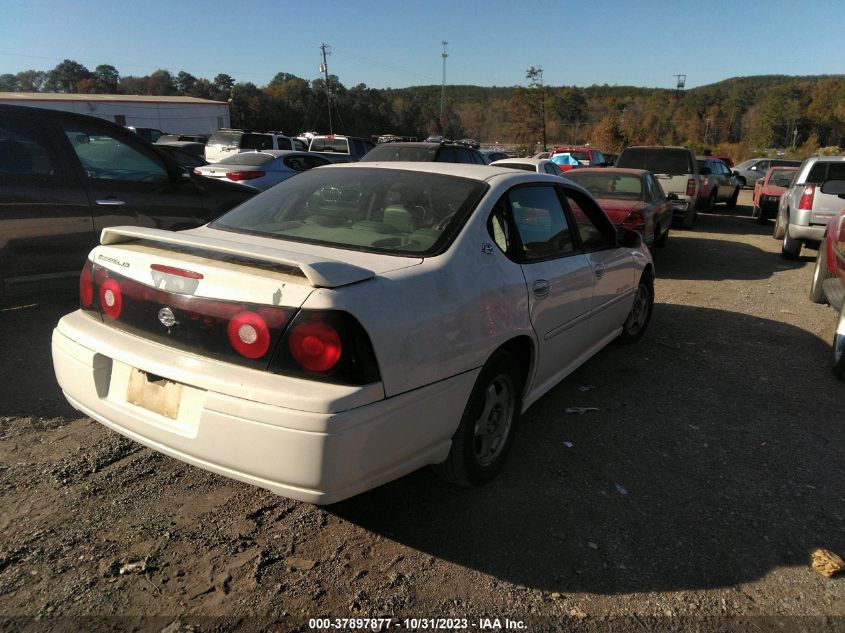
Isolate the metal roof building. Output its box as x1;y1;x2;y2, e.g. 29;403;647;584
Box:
0;93;230;134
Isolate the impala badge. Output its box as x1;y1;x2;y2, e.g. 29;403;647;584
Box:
158;307;177;329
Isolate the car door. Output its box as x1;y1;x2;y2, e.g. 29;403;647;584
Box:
0;112;93;295
501;184;595;393
562;185;636;340
56;118;216;234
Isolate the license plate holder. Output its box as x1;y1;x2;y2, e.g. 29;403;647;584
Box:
126;368;183;420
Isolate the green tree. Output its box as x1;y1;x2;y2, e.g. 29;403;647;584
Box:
15;70;46;92
0;74;17;91
45;59;90;92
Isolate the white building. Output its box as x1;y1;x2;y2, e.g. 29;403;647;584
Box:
0;93;230;134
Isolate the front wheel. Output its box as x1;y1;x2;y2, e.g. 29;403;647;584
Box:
432;350;522;487
810;244;831;303
834;304;845;381
755;206;769;225
618;276;654;344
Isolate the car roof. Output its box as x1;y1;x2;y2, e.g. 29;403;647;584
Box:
566;167;648;177
325;161;567;183
490;158;546;166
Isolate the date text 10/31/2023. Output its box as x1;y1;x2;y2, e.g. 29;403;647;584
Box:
308;617;527;630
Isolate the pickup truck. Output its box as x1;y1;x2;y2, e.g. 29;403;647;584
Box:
809;179;845;379
307;135;375;163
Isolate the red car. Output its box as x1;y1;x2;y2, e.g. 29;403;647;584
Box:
752;166;798;224
564;168;676;248
549;146;608;172
810;179;845;379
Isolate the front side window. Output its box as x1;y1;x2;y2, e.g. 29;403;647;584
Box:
63;127;167;182
508;186;574;261
212;168;487;256
563;188;614;250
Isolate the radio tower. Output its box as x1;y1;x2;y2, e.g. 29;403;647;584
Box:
440;41;448;132
320;42;333;135
674;74;686;100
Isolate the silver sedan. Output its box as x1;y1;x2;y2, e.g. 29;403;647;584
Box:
193;150;332;191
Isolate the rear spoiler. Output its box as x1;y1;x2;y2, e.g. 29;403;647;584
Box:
100;226;375;289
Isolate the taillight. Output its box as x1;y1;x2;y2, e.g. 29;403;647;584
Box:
99;278;123;320
270;310;381;385
228;311;272;359
79;260;94;308
686;178;697;196
193;168;203;176
799;185;815;210
288;319;342;372
622;211;645;230
225;170;265;181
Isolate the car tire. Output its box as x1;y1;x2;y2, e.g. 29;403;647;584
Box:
755;206;769;225
726;187;739;210
432;350;522;487
781;225;802;260
654;224;668;248
617;273;654;344
773;211;786;240
704;191;717;212
810;243;831;303
834;304;845;381
682;206;697;230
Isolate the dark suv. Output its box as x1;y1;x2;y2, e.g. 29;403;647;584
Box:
0;105;257;298
359;141;486;164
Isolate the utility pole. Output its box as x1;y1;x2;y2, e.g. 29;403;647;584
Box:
320;42;333;135
440;41;448;133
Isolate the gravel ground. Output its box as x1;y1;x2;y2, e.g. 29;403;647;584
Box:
1;191;843;633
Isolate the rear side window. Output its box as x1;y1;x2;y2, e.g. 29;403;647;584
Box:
276;137;293;151
617;148;692;175
0;119;61;176
807;163;828;184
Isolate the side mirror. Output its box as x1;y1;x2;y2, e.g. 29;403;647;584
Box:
820;179;845;199
617;227;642;248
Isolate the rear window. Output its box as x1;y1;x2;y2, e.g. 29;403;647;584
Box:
208;131;242;146
494;162;535;172
212;168;487;256
808;162;845;184
310;137;350;153
565;172;643;200
617;148;693;175
360;145;438;162
219;152;276;166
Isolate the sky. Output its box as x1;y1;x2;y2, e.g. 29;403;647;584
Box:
1;0;843;91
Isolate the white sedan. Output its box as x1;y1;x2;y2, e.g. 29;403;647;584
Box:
490;157;564;177
52;163;654;504
193;150;331;191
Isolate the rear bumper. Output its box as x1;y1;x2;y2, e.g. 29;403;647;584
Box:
788;224;826;242
52;312;477;504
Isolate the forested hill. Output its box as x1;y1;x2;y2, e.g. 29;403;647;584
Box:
3;61;844;157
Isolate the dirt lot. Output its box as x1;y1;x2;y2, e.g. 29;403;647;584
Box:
1;191;843;633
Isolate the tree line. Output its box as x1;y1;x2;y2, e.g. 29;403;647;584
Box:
2;59;844;160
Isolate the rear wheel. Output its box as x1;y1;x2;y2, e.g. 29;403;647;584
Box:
618;274;654;344
781;225;802;259
834;304;845;381
726;187;739;210
432;350;522;487
810;243;832;303
654;224;668;248
755;206;769;225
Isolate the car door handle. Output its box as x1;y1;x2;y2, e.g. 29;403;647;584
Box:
532;279;550;298
593;264;606;278
96;198;126;206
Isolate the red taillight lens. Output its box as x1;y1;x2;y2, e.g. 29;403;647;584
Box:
225;170;265;181
227;311;272;359
193;168;203;176
288;319;342;372
622;211;645;229
799;185;815;210
79;260;94;308
99;278;123;320
686;178;697;196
